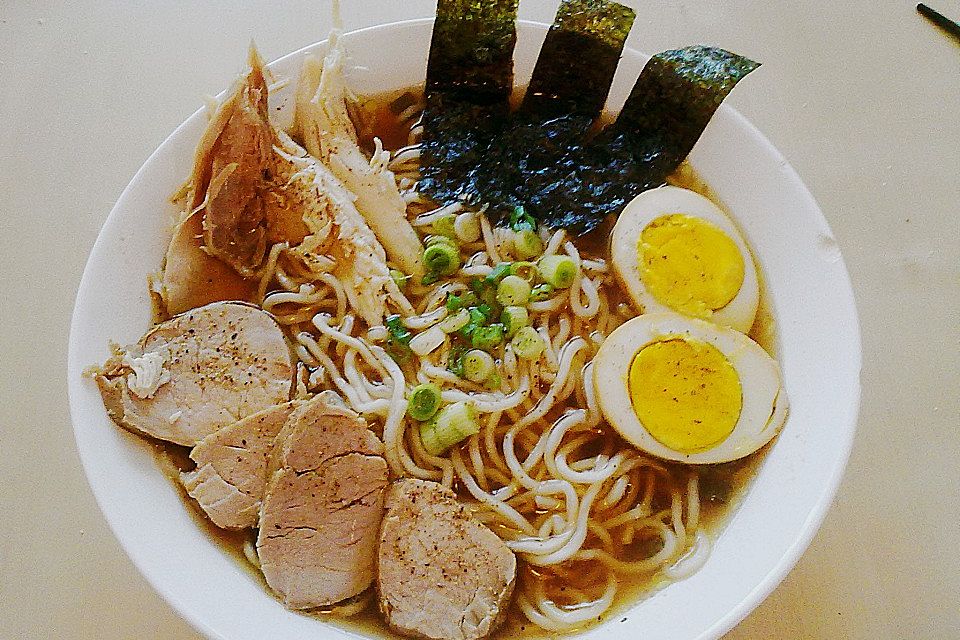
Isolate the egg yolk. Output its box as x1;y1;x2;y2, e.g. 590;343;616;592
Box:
639;214;745;319
628;336;742;453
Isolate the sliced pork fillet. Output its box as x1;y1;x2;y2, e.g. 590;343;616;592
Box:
377;479;517;640
180;400;298;529
257;396;388;610
95;302;294;446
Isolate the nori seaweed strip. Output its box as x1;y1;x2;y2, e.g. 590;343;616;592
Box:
609;46;760;177
418;0;519;205
417;0;759;235
425;0;518;102
526;46;760;232
478;0;635;223
519;0;635;120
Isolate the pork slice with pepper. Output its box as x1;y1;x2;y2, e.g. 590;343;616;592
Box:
377;479;517;640
256;395;388;609
95;301;294;446
180;400;298;529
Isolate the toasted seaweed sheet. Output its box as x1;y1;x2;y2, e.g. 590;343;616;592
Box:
418;0;519;204
478;0;636;224
528;46;760;231
520;0;636;120
420;0;760;233
611;46;761;173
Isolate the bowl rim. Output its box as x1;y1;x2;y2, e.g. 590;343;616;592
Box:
67;16;862;640
699;105;861;638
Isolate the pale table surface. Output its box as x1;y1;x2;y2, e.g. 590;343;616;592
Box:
1;1;958;638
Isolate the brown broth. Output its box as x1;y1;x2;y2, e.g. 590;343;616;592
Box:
356;87;423;153
149;86;779;639
154;442;258;570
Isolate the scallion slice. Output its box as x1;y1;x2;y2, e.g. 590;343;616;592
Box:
511;326;546;359
484;372;502;391
514;228;544;260
500;305;529;337
423;242;461;281
510;261;537;281
386;314;412;346
496;274;531;306
407;383;442;421
419;401;479;455
537;254;579;289
458;307;488;340
530;283;555;302
454;211;482;242
509;205;536;232
471;324;505;350
462;349;495;383
390;269;409;290
485;262;514;285
425;234;458;249
445;291;478;312
432;214;457;239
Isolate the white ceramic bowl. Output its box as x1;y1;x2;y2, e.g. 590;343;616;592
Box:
67;18;861;640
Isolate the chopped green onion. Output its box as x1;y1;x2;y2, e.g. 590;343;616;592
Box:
440;308;470;333
478;287;499;312
471;306;489;323
476;303;496;322
407;383;442;421
537;255;579;289
500;306;529;337
530;283;555;302
471;324;505;350
469;277;488;294
484;372;502;391
485;262;514;285
470;277;500;312
390;269;409;290
446;294;463;312
457;307;488;341
385;314;412;346
425;234;458;248
423;242;461;282
432;214;457;239
509;205;536;232
514;228;543;260
510;261;537;281
423;239;459;283
462;349;495;383
445;291;477;312
454;211;482;243
385;313;413;362
511;326;546;359
447;343;469;377
496;275;531;306
419;401;479;455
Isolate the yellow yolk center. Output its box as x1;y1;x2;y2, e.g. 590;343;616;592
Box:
628;336;742;453
639;214;745;318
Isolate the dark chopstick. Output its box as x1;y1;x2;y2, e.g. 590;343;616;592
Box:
917;3;960;41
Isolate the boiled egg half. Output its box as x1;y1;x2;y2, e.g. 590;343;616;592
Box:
611;186;759;334
593;313;788;464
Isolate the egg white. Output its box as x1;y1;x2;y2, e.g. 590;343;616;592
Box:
593;312;788;464
611;185;760;334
